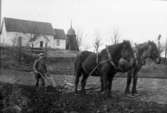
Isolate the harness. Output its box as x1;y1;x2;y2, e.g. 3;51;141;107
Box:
106;46;117;69
88;46;118;76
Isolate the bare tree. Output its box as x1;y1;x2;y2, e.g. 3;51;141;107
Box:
76;29;83;50
157;34;161;51
157;34;163;54
164;38;167;63
94;37;101;53
93;36;101;63
111;28;120;45
93;31;102;53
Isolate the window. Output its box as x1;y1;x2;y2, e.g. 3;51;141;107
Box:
40;41;43;48
56;40;60;46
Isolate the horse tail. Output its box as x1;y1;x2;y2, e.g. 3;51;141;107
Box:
74;52;82;77
74;51;93;76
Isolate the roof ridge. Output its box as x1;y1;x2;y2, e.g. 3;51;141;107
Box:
4;17;55;35
4;17;51;25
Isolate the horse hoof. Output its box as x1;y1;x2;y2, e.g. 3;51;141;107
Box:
74;90;78;94
125;94;133;98
74;93;79;96
107;93;112;97
132;93;140;97
126;93;139;98
100;91;105;95
125;90;130;95
132;90;138;94
80;90;86;95
104;92;111;98
127;95;135;98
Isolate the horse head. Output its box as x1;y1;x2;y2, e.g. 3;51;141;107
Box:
148;41;160;64
105;40;134;72
120;40;134;62
135;41;160;64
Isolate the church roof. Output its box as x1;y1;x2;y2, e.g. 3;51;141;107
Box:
67;26;75;36
54;28;66;40
4;17;55;35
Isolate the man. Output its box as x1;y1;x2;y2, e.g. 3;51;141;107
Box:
33;53;47;87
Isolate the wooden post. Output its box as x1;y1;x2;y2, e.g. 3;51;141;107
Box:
157;34;161;54
45;42;48;57
18;37;22;63
165;49;167;64
0;0;1;27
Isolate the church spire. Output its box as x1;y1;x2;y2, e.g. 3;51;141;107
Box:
70;20;72;28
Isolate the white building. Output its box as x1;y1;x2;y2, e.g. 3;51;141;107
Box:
54;28;66;49
0;17;66;49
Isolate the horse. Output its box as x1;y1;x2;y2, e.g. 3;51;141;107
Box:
125;41;160;95
74;40;134;96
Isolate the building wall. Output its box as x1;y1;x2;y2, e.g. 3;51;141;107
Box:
0;22;31;46
6;32;31;47
0;21;7;46
53;39;66;49
0;21;66;49
32;35;50;48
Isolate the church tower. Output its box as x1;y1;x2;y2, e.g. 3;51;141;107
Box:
66;22;79;51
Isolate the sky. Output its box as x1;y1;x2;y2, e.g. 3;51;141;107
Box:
2;0;167;50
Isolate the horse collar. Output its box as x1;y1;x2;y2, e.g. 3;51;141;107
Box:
106;46;117;69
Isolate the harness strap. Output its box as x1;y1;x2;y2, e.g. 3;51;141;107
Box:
89;64;99;76
88;47;119;76
96;52;99;64
106;46;117;69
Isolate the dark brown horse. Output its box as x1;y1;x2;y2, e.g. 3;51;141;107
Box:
125;41;160;95
74;40;134;96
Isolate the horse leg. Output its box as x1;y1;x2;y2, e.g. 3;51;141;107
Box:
41;76;45;87
81;74;89;94
35;78;39;87
107;71;116;97
107;76;114;97
74;70;82;93
103;72;112;97
132;70;138;95
101;63;113;97
100;76;104;92
35;73;40;87
125;70;132;94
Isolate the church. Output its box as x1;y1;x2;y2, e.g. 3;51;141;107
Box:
0;17;65;49
66;25;79;51
0;17;79;51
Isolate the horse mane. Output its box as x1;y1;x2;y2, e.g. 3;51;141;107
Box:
99;40;131;65
135;40;159;61
136;41;157;50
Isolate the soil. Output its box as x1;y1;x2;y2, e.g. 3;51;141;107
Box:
0;69;167;113
0;82;166;113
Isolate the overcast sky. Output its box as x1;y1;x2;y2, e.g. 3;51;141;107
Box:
2;0;167;50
